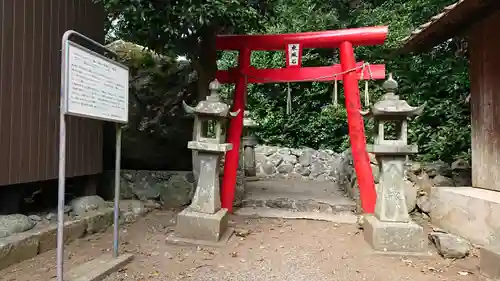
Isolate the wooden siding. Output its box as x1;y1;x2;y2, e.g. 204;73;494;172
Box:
469;9;500;191
0;0;105;186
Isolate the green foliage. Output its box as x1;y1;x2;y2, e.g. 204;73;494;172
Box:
106;40;197;170
103;0;472;163
218;0;471;163
96;0;275;55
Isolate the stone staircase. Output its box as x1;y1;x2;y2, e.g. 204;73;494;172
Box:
236;179;358;223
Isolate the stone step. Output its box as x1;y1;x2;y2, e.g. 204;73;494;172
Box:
235;207;357;224
242;179;356;214
241;196;356;214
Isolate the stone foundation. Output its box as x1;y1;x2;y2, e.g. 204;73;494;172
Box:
175;209;229;242
0;197;151;270
363;215;427;253
480;246;500;280
430;186;500;246
0;209;113;270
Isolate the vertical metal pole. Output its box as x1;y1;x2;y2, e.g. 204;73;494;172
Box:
56;113;66;281
113;124;122;258
57;33;70;281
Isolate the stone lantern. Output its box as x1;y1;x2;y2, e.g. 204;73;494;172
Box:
242;111;258;178
361;73;427;254
167;79;239;246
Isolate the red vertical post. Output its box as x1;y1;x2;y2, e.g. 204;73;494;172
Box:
221;48;251;212
339;41;376;214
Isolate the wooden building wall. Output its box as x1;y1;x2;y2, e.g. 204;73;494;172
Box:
0;0;105;186
469;9;500;191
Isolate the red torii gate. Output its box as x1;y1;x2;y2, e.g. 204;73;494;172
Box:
215;26;388;214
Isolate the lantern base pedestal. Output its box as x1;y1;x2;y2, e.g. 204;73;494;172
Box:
363;215;427;255
166;209;234;247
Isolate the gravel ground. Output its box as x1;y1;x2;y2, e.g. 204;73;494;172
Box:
1;211;479;281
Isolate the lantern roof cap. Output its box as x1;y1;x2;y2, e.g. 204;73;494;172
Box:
243;111;258;127
362;73;425;117
183;79;240;118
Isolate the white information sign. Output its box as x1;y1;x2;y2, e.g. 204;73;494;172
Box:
65;42;129;123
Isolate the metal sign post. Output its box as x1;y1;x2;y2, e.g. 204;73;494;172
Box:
58;30;129;281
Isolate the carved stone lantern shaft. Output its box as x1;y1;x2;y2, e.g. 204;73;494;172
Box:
169;79;238;245
361;73;427;254
242;111;258;177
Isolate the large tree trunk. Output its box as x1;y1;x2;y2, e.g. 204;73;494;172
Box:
191;25;220;181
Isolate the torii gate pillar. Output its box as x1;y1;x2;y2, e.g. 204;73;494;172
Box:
221;48;250;212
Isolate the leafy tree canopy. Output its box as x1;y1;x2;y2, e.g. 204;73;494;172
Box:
101;0;472;163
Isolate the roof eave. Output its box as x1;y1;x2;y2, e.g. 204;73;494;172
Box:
398;0;500;54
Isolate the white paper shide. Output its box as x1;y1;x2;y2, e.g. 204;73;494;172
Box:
66;43;129;123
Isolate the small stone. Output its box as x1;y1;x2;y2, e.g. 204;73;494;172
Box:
119;200;149;217
64;206;73;214
278;148;290;155
315;174;328;182
267;153;284;166
298;150;313;167
235;229;251;237
277;163;294;174
356;215;364;229
45;213;57;222
310;162;325;176
451;159;470;171
368;153;377;164
416;195;432;213
69;195;106;216
403;180;417;213
429;231;470;259
424;161;452;177
261;162;276;175
282;154;297;164
28;215;42;222
229;252;238;257
432;175;454;187
123;211;138;223
409;161;422;174
414;172;434;195
264;147;277;156
371;164;380;184
317;150;332;161
295;166;311;176
421;213;430;221
452;170;472;187
0;214;36;238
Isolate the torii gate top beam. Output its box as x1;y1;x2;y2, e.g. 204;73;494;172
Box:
216;26;388;50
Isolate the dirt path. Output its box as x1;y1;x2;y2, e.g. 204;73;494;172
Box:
1;211;480;281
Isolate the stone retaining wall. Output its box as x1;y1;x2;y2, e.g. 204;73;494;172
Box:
253;145;472;214
118;170;196;209
115;145;472;215
0;196;151;270
254;145;345;182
